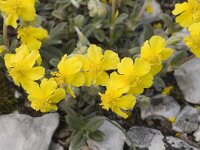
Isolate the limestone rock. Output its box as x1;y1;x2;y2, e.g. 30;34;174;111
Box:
174;58;200;104
87;120;125;150
173;105;199;133
127;126;165;150
166;136;199;150
141;94;181;120
0;112;59;150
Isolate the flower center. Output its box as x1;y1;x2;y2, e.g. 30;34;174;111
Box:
192;4;200;20
185;34;200;50
146;55;161;66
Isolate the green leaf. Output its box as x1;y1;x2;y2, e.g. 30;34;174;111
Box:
66;114;85;130
49;58;60;67
94;29;105;42
89;130;105;142
114;13;128;25
75;27;90;46
85;116;105;132
153;76;166;92
159;14;174;33
73;15;85;28
170;50;188;66
49;22;67;37
143;24;154;41
166;36;182;46
70;131;86;150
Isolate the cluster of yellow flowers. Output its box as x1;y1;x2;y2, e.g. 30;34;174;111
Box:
0;0;174;118
173;0;200;58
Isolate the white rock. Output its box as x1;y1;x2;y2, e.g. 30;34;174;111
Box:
173;105;199;133
174;58;200;104
87;120;125;150
166;136;199;150
127;126;165;150
141;94;181;120
194;126;200;142
0;112;59;150
127;126;199;150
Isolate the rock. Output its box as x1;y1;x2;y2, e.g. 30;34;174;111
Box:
127;126;165;150
141;94;181;120
49;142;64;150
127;126;199;150
87;120;125;150
174;58;200;104
166;136;199;150
0;112;59;150
173;105;199;133
194;126;200;142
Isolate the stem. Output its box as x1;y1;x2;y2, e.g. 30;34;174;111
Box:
3;22;9;48
137;0;148;20
105;119;136;150
110;0;117;46
179;55;195;65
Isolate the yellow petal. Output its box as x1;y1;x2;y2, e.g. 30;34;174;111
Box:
87;44;103;65
133;58;151;76
118;57;134;75
95;71;109;86
101;50;119;70
40;78;58;97
48;88;66;103
20;0;36;21
23;66;45;80
175;11;193;28
58;55;82;76
140;41;151;59
70;72;85;87
160;48;173;60
5;13;18;28
188;22;200;35
172;2;189;15
128;86;144;95
150;63;162;75
116;95;136;110
112;107;129;118
84;72;93;86
149;36;166;54
140;73;153;88
67;84;76;98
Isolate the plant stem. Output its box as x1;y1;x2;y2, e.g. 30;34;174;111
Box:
110;0;117;46
178;54;195;65
105;118;136;150
3;22;9;48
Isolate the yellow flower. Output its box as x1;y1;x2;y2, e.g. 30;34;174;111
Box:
77;44;120;86
4;45;45;88
26;78;66;112
146;4;153;14
99;72;136;118
168;117;176;124
184;22;200;58
140;36;173;75
53;55;85;98
18;26;48;50
172;0;200;28
0;0;36;28
0;45;6;53
162;86;173;95
118;58;153;95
